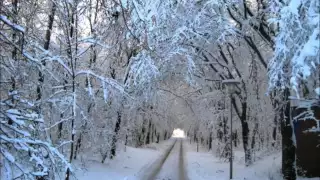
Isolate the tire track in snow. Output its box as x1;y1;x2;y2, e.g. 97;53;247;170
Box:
154;138;188;180
154;139;180;180
179;139;187;180
140;138;188;180
140;139;177;180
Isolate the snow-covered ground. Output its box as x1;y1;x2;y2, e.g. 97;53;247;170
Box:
185;139;319;180
74;140;173;180
74;138;319;180
185;140;281;180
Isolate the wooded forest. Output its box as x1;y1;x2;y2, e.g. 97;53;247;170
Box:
0;0;319;180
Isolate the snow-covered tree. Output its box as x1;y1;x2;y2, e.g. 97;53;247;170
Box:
0;91;71;179
268;0;320;98
268;1;319;179
0;14;71;179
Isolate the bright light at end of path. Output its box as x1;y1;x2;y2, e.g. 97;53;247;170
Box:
172;128;185;138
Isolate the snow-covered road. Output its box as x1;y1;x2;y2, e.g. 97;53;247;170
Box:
154;138;187;180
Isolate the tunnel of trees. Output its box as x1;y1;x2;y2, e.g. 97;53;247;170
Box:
0;0;319;179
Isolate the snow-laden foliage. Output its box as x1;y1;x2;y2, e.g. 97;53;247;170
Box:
0;91;71;179
268;0;320;98
125;50;159;99
128;0;236;82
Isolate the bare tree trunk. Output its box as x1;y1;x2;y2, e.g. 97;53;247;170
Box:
66;3;77;179
66;73;75;180
74;133;82;160
12;0;18;61
217;118;223;142
239;101;251;166
58;114;63;139
223;116;228;144
271;90;280;148
251;121;259;161
222;116;230;158
208;132;212;150
8;0;18;125
196;137;199;152
272;115;278;147
44;2;56;51
138;118;146;146
38;4;56;160
124;134;128;152
233;130;238;148
110;111;122;159
146;121;151;144
156;133;160;143
164;130;167;140
281;88;296;180
151;124;154;143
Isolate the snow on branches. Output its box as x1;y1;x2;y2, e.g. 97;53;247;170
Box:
268;0;320;98
0;91;71;179
125;50;159;99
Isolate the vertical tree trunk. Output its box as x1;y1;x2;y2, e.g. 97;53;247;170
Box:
110;111;122;159
43;2;56;51
156;133;160;143
58;114;63;139
281;89;296;180
239;102;251;166
66;76;75;180
196;137;199;152
9;0;18;124
66;4;77;179
12;0;18;60
74;133;82;160
271;90;280;148
259;133;264;150
151;124;154;143
139;118;146;146
251;121;259;161
164;130;167;140
272;115;278;147
146;121;151;144
233;130;238;147
39;4;56;160
223;116;228;144
217;120;223;142
208;132;212;150
124;133;128;152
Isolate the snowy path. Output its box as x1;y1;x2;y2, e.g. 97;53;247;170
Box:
154;138;187;180
140;138;188;180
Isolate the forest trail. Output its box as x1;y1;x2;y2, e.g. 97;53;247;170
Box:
141;138;188;180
